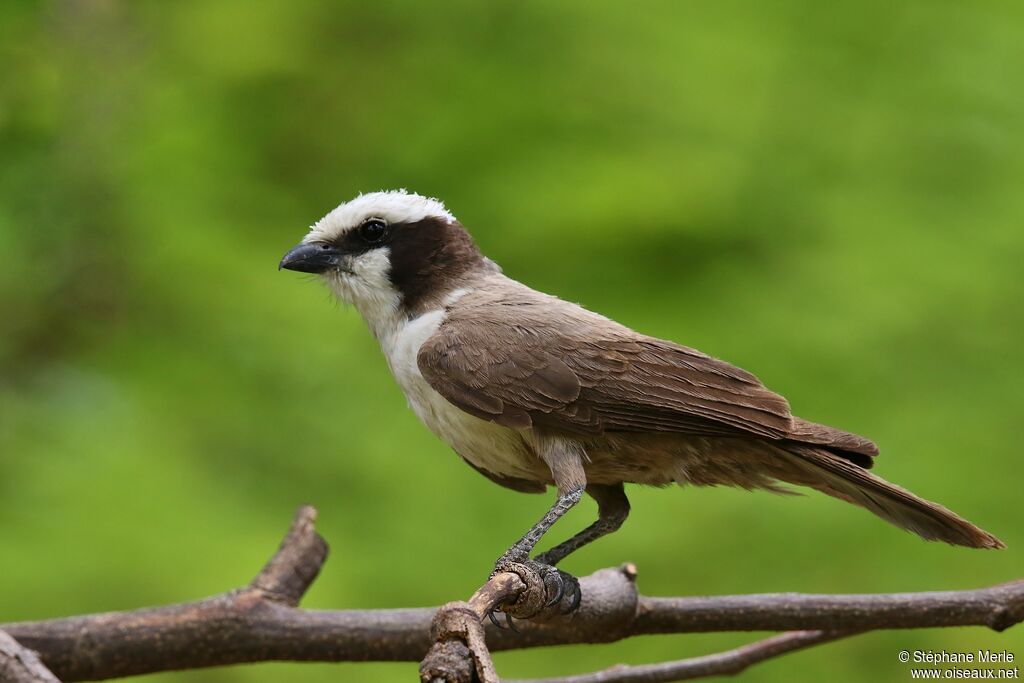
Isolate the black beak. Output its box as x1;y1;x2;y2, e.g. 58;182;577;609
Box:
279;242;343;273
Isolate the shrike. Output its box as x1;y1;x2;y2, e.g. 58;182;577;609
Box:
280;190;1002;613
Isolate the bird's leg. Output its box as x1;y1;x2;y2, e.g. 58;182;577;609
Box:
491;485;584;618
491;435;587;619
494;485;585;567
534;483;630;567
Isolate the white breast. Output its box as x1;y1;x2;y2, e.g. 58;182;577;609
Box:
379;308;542;481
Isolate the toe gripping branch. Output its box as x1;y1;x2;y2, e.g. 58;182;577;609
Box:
483;486;588;627
419;564;640;683
5;506;1021;683
488;559;581;626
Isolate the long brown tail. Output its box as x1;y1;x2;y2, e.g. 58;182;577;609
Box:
779;444;1004;549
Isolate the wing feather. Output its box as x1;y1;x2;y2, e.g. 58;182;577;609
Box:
417;283;793;440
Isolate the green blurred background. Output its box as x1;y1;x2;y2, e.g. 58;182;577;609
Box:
1;1;1021;681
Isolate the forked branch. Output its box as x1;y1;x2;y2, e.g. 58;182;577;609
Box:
1;506;1019;683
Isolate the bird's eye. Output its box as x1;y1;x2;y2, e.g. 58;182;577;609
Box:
359;218;388;244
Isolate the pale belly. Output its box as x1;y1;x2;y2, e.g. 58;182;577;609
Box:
380;309;546;482
408;379;544;480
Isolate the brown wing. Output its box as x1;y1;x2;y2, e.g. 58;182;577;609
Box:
785;416;879;466
417;288;793;440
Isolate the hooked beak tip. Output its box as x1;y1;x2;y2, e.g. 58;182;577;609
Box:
279;242;344;274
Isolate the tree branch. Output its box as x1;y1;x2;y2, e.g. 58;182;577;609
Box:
634;581;1024;634
1;507;1019;683
249;504;328;606
419;574;527;683
503;630;852;683
0;629;60;683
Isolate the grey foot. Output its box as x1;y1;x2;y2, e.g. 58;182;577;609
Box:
489;555;581;623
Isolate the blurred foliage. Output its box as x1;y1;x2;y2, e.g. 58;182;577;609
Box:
1;1;1022;681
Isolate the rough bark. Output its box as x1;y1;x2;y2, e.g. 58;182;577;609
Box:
1;507;1019;683
0;630;60;683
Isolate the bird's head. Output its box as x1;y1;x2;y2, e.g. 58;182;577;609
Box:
280;190;491;329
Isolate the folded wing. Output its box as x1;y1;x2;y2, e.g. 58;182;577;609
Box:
417;293;794;442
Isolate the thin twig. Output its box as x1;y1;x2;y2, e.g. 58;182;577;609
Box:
250;505;328;606
503;631;851;683
469;573;526;619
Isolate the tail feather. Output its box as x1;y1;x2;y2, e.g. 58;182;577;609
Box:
779;445;1004;549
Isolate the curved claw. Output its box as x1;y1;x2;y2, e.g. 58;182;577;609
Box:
488;608;505;630
566;579;582;613
546;574;566;607
504;611;519;632
490;557;583;619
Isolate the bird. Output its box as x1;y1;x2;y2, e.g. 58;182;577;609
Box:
279;190;1003;615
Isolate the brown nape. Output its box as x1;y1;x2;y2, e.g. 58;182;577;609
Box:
387;218;488;314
